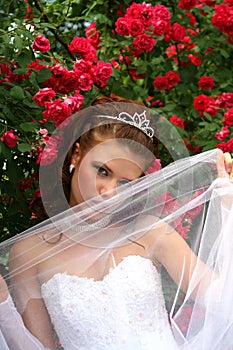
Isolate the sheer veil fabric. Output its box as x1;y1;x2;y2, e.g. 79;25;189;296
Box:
0;102;233;349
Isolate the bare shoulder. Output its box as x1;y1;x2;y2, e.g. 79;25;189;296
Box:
136;214;174;239
9;228;57;269
10;233;42;259
136;214;178;253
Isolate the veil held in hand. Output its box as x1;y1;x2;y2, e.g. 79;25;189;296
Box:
0;102;233;350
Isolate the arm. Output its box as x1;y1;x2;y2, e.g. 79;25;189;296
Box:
156;150;233;297
152;227;209;298
6;237;56;350
0;287;50;350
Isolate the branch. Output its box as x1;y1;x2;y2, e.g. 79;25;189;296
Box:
34;0;75;60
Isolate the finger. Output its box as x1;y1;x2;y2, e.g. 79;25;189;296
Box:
223;152;233;175
0;275;9;302
230;162;233;180
217;149;228;178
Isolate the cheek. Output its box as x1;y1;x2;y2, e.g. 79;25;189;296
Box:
78;167;98;199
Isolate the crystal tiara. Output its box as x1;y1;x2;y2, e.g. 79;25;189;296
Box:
99;110;154;138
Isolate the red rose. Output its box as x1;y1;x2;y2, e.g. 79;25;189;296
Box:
38;138;58;166
126;3;143;18
128;18;144;36
32;88;56;106
68;37;96;61
64;93;84;113
153;19;169;36
165;71;181;89
166;45;177;57
224;108;233;125
133;33;156;52
188;54;202;66
145;159;161;174
60;71;84;94
51;64;68;78
30;190;41;211
174;220;190;239
215;126;230;140
42;99;72;127
170;115;185;129
109;59;121;70
85;22;101;49
185;13;197;27
93;61;112;88
198;76;215;90
142;5;155;28
128;3;154;29
216;138;233;153
73;59;94;74
27;60;48;74
193;94;210;112
46;71;80;94
221;92;233;108
204;103;217;117
1;129;18;147
171;23;186;41
201;0;215;6
155;191;178;216
17;179;33;191
115;17;130;36
211;4;229;32
32;34;50;53
153;4;171;21
77;73;93;91
153;75;168;90
178;0;198;10
129;69;145;81
225;16;233;35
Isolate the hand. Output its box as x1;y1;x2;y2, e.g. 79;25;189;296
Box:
216;150;233;210
223;152;233;179
217;150;233;179
0;275;9;303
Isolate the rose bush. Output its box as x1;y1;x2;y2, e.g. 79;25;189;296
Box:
1;0;233;240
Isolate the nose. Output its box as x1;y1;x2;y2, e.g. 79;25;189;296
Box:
99;181;117;199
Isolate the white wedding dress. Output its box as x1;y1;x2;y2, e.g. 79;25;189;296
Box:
41;255;179;350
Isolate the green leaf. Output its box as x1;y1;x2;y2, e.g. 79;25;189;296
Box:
13;68;28;74
40;23;57;30
0;142;11;158
164;104;176;112
29;72;39;87
17;143;31;153
203;112;213;121
2;106;15;121
17;51;34;68
220;49;230;59
20;122;38;132
14;36;23;51
36;68;52;83
9;86;25;100
7;161;21;182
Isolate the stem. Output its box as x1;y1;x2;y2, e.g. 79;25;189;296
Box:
34;0;75;60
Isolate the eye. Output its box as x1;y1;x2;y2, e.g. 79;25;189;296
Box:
118;179;130;187
94;165;108;177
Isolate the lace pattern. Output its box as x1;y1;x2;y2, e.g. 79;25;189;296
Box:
41;255;178;350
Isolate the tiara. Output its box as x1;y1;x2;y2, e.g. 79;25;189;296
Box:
99;110;154;138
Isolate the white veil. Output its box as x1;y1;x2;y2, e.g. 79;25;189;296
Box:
0;102;233;350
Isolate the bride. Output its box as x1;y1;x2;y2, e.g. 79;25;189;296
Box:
0;96;232;350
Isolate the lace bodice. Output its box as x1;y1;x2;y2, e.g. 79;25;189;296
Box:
41;255;178;350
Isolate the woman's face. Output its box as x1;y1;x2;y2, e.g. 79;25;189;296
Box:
69;139;145;206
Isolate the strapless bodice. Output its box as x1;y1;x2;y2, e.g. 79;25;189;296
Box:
41;255;178;349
